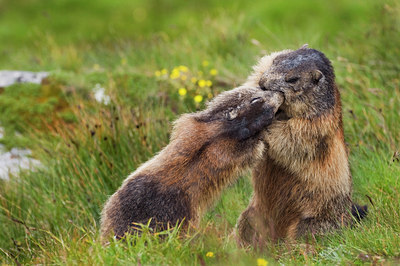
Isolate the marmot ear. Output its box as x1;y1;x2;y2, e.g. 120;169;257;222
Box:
300;43;309;49
312;70;323;84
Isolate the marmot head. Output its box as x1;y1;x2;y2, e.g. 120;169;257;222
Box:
258;47;336;119
195;87;284;140
197;87;283;123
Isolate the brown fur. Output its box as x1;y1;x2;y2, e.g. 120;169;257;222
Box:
236;47;364;246
100;87;284;240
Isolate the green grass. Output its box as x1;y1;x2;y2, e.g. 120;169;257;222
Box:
0;0;399;264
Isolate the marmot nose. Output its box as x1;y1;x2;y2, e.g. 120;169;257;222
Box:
259;76;269;91
259;81;267;91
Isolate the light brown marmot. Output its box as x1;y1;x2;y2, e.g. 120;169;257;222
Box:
236;47;367;246
100;86;284;239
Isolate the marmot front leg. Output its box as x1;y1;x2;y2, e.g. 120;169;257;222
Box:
235;199;268;247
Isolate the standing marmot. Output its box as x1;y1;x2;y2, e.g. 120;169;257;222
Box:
236;47;367;245
100;87;284;239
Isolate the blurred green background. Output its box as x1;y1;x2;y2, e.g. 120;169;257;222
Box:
0;0;388;70
0;0;399;264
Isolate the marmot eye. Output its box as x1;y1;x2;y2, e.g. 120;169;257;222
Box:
285;76;299;83
250;97;262;105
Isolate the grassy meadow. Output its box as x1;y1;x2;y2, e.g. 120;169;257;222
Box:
0;0;399;264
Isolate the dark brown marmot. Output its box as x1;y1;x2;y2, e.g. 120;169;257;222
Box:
236;47;367;245
100;87;284;239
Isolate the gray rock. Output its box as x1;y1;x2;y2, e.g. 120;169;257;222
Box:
0;126;42;180
0;70;49;87
0;148;42;180
0;71;48;179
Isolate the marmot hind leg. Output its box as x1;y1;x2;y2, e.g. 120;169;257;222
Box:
294;217;343;239
101;176;191;239
295;204;368;238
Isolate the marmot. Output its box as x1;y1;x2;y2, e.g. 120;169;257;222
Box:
100;87;284;239
236;47;367;245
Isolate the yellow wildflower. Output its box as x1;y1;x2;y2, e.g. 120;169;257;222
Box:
205;252;214;258
210;69;218;76
161;69;168;75
208;93;213;99
178;65;189;72
202;60;209;67
191;77;197;84
194;95;203;103
121;58;127;65
206;80;212;87
198;79;206;88
170;72;180;79
93;64;100;71
257;258;268;266
178;88;187;96
170;69;180;79
181;75;187;81
154;70;161;77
